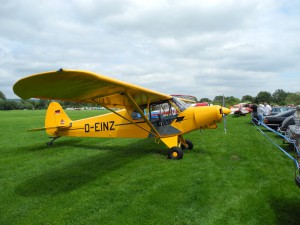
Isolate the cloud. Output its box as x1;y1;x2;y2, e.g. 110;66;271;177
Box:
0;0;300;101
126;1;259;31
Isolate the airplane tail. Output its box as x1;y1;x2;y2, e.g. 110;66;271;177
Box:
41;102;72;136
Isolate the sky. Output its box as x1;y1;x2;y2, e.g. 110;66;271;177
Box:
1;0;300;100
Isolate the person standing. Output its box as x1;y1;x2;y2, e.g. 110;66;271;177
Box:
294;105;300;134
257;104;265;125
293;105;300;188
293;105;300;153
264;102;272;116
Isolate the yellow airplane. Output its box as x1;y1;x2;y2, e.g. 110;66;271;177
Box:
13;69;231;159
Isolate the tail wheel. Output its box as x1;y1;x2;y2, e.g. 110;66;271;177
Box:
168;147;184;160
181;139;193;150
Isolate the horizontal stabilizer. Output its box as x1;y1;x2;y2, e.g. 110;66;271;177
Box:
28;125;69;132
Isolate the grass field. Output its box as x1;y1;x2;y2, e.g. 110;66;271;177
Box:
1;110;299;225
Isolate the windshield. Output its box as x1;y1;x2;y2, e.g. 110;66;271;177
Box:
276;109;295;117
171;97;189;112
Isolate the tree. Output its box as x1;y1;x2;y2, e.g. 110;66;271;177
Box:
0;91;6;100
21;100;35;110
36;99;49;109
285;92;300;106
212;95;224;105
0;99;5;110
212;96;239;106
199;98;211;103
0;100;20;110
225;96;240;106
241;95;254;103
272;89;288;105
254;91;272;104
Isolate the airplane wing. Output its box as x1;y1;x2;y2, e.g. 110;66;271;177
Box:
13;69;172;108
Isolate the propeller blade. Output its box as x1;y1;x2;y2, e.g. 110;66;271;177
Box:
223;94;227;134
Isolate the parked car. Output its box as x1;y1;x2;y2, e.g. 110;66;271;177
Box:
277;115;295;133
270;106;295;115
230;103;252;116
264;109;296;128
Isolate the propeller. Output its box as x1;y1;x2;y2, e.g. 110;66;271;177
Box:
222;94;227;134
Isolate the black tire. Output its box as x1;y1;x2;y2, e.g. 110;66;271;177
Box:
295;175;300;188
181;139;193;150
167;147;184;160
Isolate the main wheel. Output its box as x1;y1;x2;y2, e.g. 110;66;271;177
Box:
181;139;193;150
168;147;184;160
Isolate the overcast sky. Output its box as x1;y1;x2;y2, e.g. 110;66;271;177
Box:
1;0;300;100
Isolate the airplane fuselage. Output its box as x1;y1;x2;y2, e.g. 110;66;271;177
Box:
46;103;227;140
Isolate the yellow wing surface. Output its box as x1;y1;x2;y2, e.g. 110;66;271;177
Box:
13;69;172;108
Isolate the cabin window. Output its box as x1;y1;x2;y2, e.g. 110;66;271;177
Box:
130;99;185;125
131;110;142;120
149;100;178;125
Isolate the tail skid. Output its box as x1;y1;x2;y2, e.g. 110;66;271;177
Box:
47;136;61;145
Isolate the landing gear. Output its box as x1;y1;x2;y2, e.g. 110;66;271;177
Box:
166;138;194;159
162;136;193;159
47;136;60;145
181;139;193;150
168;147;184;160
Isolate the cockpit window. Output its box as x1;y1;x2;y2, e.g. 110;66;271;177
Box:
149;101;177;119
130;98;188;124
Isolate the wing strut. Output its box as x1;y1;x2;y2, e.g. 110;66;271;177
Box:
124;92;161;138
92;99;159;137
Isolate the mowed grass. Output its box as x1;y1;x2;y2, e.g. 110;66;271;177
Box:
1;110;300;225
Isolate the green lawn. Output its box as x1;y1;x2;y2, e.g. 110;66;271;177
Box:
0;110;299;225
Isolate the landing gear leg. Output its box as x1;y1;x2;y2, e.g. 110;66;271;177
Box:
181;139;194;150
47;136;60;145
178;135;194;150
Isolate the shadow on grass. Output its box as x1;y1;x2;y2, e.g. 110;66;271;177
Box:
271;197;300;225
24;138;110;152
15;139;164;197
278;142;298;155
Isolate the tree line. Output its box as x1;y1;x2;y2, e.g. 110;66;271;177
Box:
1;89;300;110
201;89;300;107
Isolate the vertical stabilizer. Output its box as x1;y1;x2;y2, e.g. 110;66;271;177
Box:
45;102;72;136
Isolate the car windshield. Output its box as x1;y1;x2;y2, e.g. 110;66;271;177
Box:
272;107;293;112
276;109;295;117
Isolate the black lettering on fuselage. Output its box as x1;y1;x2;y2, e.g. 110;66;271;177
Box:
95;122;100;131
85;121;116;132
85;124;90;132
109;121;115;130
103;122;109;131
